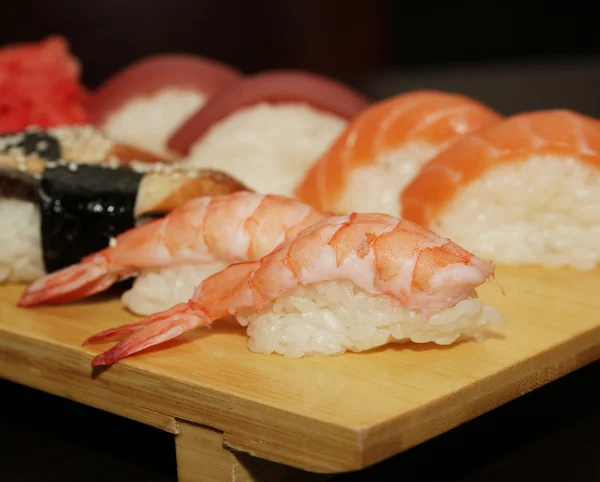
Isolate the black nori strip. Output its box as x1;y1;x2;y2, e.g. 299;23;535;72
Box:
0;130;61;161
37;164;143;273
0;169;38;202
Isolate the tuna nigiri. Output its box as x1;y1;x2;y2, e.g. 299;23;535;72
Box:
401;109;600;271
90;54;243;157
83;213;505;366
294;90;503;216
167;70;371;197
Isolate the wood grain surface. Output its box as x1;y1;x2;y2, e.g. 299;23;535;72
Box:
0;264;599;474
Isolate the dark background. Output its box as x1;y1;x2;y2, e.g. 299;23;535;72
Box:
1;2;600;481
3;1;600;115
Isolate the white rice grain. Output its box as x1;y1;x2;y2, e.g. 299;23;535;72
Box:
432;155;600;271
181;103;347;197
236;279;504;358
0;200;45;282
102;88;206;157
334;141;441;216
121;261;229;316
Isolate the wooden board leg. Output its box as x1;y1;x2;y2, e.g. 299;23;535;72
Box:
175;420;333;482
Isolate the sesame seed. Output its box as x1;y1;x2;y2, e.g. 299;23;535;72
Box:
36;140;49;152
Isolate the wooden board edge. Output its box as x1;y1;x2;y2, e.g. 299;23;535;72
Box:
5;317;598;474
0;328;180;434
0;326;364;473
358;327;600;469
222;425;364;474
178;420;335;481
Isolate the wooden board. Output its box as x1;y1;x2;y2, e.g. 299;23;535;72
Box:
0;265;599;474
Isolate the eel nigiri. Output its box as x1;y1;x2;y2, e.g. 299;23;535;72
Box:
90;54;243;157
83;212;505;365
18;192;326;315
401;109;600;271
294;90;503;216
0;127;250;283
167;70;371;197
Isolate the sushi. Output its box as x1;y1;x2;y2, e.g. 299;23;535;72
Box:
0;36;90;133
294;90;503;216
18;192;326;315
0;129;250;283
167;70;371;197
82;212;505;365
401;109;600;271
89;54;243;157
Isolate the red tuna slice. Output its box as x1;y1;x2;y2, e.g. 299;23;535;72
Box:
89;54;243;124
166;70;372;156
0;36;91;133
88;54;243;156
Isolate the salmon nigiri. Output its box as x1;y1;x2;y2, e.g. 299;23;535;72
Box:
294;90;503;216
401;109;600;271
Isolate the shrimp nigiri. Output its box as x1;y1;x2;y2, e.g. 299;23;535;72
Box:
401;109;600;271
18;192;326;314
85;213;505;366
294;90;503;216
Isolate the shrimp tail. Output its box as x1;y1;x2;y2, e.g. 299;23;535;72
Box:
86;302;212;366
17;261;121;307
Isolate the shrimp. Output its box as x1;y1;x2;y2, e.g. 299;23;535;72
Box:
18;191;326;307
85;212;497;366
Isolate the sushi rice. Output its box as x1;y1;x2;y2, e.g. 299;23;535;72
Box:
236;279;505;358
336;141;439;216
102;88;206;157
0;199;44;282
182;102;347;197
122;262;229;316
431;155;600;271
